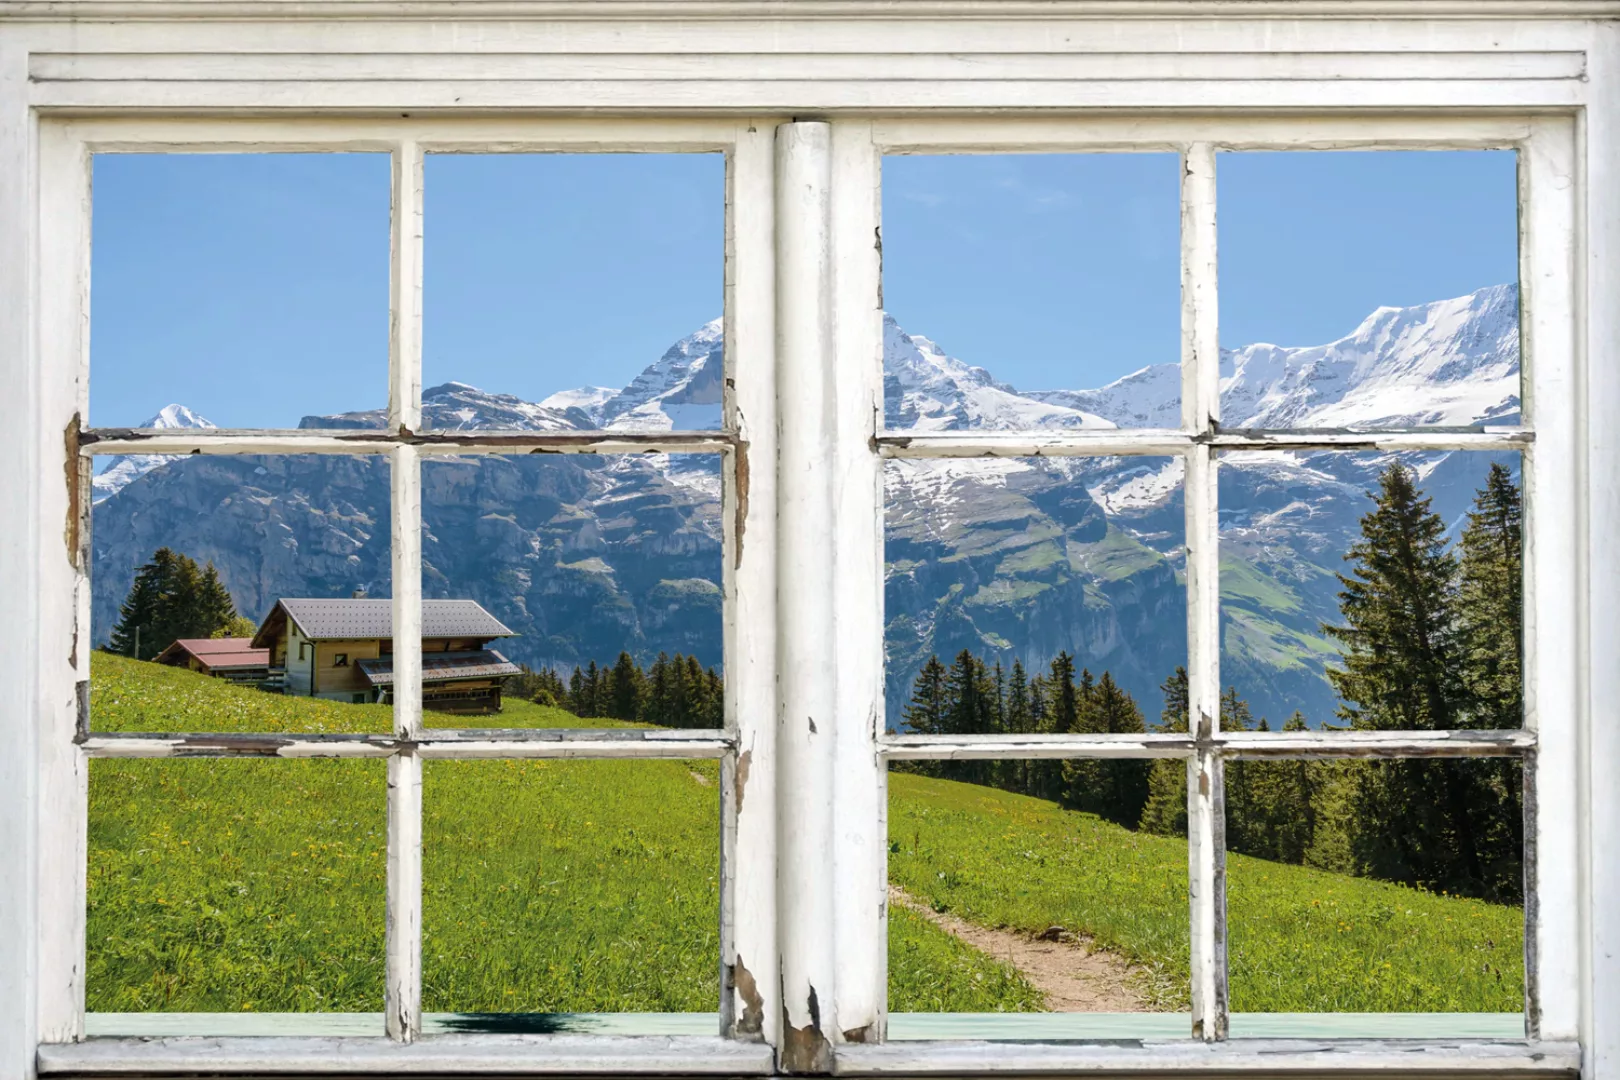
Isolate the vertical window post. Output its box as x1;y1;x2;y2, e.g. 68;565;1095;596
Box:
1181;141;1226;1041
774;119;837;1074
385;138;425;1044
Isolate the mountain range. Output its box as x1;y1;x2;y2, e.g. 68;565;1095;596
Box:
91;284;1521;728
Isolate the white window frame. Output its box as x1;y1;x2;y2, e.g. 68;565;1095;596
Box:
0;7;1615;1080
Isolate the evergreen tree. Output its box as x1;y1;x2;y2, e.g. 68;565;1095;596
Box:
1325;461;1519;901
1324;462;1462;732
1062;672;1150;826
1139;667;1189;836
1457;462;1524;730
1234;711;1318;865
196;563;239;636
646;653;673;727
610;651;645;721
903;656;950;736
108;547;241;659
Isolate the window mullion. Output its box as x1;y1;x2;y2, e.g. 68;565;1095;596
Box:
1181;141;1228;1042
721;118;781;1046
773;119;838;1073
385;134;425;1044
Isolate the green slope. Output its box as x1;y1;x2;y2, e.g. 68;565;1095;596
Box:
87;653;1036;1014
89;655;1522;1017
888;772;1524;1014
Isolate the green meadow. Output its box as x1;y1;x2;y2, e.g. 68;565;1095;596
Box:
88;653;1522;1016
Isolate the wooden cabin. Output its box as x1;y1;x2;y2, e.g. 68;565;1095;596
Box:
250;598;522;713
153;637;272;684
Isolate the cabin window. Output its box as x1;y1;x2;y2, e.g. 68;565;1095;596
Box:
7;13;1613;1080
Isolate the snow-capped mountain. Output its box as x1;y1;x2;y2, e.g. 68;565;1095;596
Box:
910;283;1521;434
1220;284;1521;428
597;318;724;433
885;316;1115;431
541;386;618;424
91;404;216;503
302;383;593;432
92;285;1520;728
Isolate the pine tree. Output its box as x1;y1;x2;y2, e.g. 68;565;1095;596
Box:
903;656;950;736
1457;462;1523;730
108;552;168;660
1323;462;1462;732
647;653;673;727
108;548;239;659
1139;667;1190;836
196;563;239;637
1324;461;1518;901
1063;672;1150;826
610;651;645;721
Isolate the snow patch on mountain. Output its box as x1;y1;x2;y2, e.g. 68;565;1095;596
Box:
541;386;618;424
884;316;1116;432
600;318;724;433
1221;284;1521;429
1088;458;1186;515
91;404;216;503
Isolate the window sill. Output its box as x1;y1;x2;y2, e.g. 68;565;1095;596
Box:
37;1033;775;1076
831;1038;1579;1077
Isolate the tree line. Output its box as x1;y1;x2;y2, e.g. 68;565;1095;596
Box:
513;651;724;730
108;547;257;659
900;461;1524;903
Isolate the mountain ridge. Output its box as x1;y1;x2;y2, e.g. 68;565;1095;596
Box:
91;285;1521;727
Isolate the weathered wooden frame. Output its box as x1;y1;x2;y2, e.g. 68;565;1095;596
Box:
31;114;784;1071
0;7;1612;1080
851;114;1579;1060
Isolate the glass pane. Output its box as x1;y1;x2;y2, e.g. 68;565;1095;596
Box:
887;457;1187;737
423;759;719;1017
88;758;385;1012
881;154;1181;432
1226;757;1523;1032
420;454;722;730
1219;450;1522;733
1218;151;1519;430
90;454;393;734
90;153;390;430
421;153;724;433
888;763;1189;1029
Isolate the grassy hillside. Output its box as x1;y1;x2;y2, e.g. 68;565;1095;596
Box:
888;772;1524;1013
90;654;1522;1017
88;653;1037;1014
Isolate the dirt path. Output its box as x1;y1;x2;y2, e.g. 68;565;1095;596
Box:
889;885;1150;1012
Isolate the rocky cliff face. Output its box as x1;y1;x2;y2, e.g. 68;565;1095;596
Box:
92;285;1520;728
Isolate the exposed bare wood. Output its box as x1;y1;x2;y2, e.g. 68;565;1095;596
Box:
883;733;1197;760
79;733;403;758
1520;115;1581;1043
830;119;886;1046
414;735;734;759
384;752;421;1042
79;428;737;456
1218;729;1536;758
876;428;1533;458
1181;141;1223;1044
721;118;780;1045
774;119;835;1075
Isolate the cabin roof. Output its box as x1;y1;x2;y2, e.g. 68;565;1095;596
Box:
153;637;271;669
251;598;515;648
356;649;523;687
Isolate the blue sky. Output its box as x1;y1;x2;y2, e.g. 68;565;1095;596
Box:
90;148;1516;428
